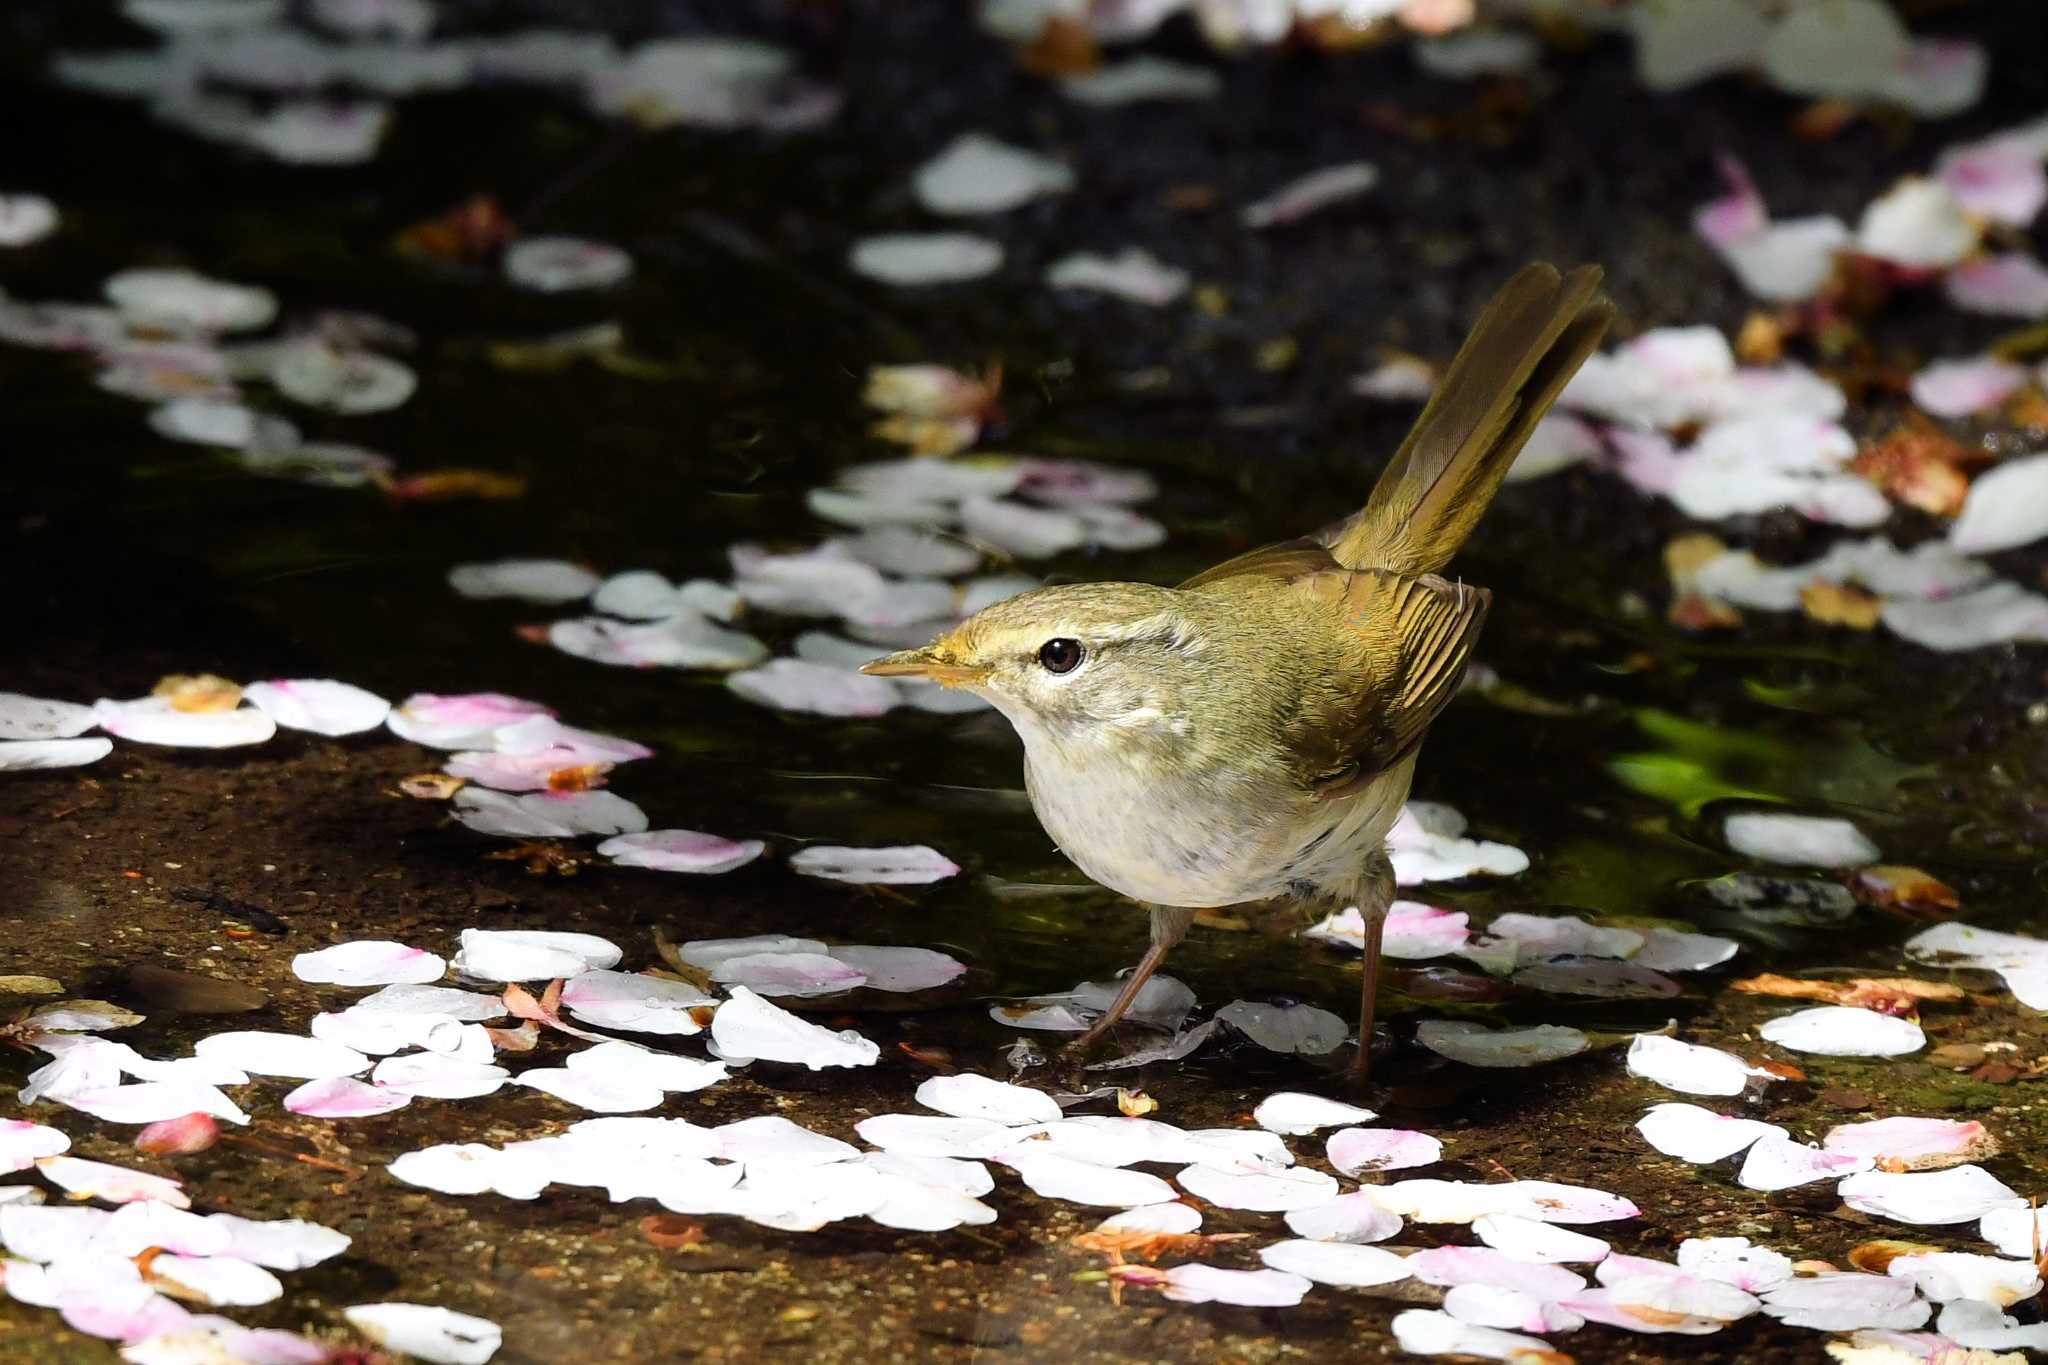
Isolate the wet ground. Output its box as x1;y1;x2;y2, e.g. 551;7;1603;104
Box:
6;2;2048;1362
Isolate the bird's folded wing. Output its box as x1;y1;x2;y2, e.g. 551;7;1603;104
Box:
1288;569;1489;799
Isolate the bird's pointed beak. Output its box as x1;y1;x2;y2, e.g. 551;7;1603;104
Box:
860;643;988;687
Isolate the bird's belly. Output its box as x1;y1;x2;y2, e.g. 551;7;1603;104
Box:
1023;750;1397;909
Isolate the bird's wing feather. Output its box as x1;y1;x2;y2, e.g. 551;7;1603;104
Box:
1286;569;1489;798
1175;537;1340;591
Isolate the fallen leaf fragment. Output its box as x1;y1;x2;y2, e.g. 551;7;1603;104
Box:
1849;866;1960;917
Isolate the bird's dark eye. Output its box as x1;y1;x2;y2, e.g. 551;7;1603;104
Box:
1038;638;1084;674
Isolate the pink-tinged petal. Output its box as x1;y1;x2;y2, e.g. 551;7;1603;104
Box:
1441;1283;1584;1334
1935;134;2048;227
1875;38;1986;120
1506;410;1604;482
711;951;866;999
707;986;879;1069
0;1120;70;1173
1692;153;1768;248
1608;427;1683;497
1407;1245;1587;1299
1327;1127;1443;1175
1472;1213;1609;1264
1737;1135;1872;1191
1387;802;1528;883
1883;581;2048;651
727;659;900;716
61;1285;193;1342
385;692;555;749
1158;1263;1310;1307
293;940;446;987
1676;1237;1792;1293
558;969;713;1036
135;1113;220;1155
441;749;613;791
1945;253;2048;319
1012;458;1156;508
240;678;389;736
368;1053;509;1100
342;1303;502;1365
1562;1274;1758;1334
504;236;633;291
488;716;649;762
598;828;764;875
789;844;958;885
1259;1239;1409;1288
1838;1165;2024;1225
91;698;276;749
827;945;965;993
37;1156;189;1207
1910;356;2027;417
1823;1116;1998;1170
283;1076;410;1119
1240;161;1378;230
1282;1190;1402;1244
1385;901;1472;957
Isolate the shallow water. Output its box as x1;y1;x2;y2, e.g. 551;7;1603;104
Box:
6;3;2048;1363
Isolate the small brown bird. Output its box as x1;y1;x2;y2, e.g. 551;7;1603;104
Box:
865;263;1614;1080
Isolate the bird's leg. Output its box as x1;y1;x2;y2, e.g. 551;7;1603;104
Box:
1067;905;1196;1054
1346;848;1396;1086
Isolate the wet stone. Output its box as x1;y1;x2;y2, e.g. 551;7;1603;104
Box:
123;963;270;1014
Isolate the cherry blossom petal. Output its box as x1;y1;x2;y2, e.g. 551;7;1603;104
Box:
1823;1117;1997;1171
1175;1163;1338;1212
1883;581;2048;652
1676;1237;1792;1293
1738;1136;1873;1191
825;945;964;993
387;1142;550;1199
59;1082;250;1126
959;496;1088;558
711;952;865;998
1045;248;1189;305
1637;1104;1786;1163
1240;161;1378;229
916;1074;1062;1126
708;987;878;1069
0;738;113;771
238;679;389;737
1758;1272;1929;1331
1935;134;2048;227
92;698;276;749
1945;254;2048;319
368;1053;510;1100
385;693;554;749
1505;411;1604;482
555;613;768;670
1060;56;1221;104
451;788;648;838
912;132;1073;215
504;237;633;292
1979;1207;2048;1260
1725;813;1879;868
1387;803;1528;883
1473;1214;1609;1264
1259;1239;1410;1287
0;194;58;248
343;1304;501;1365
1391;1309;1560;1362
1759;1006;1924;1057
1275;1191;1399;1244
1371;1178;1639;1225
0;693;97;740
999;1152;1175;1208
1910;357;2027;418
351;983;506;1021
1839;1166;2024;1225
597;829;764;874
848;233;1002;285
727;659;901;716
515;1066;663;1114
1253;1092;1376;1136
207;1212;349;1270
192;1031;368;1079
447;558;598;603
1950;454;2048;555
0;1121;70;1173
1633;928;1740;973
788;844;958;884
1408;1246;1586;1299
283;1076;409;1118
38;1157;189;1208
105;268;277;334
292;941;445;987
1887;1252;2040;1307
558;970;712;1035
1327;1127;1443;1175
1856;178;1978;268
449;929;621;982
1939;1298;2048;1350
270;342;415;413
1157;1264;1309;1307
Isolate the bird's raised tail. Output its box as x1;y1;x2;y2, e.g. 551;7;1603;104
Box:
1328;262;1614;577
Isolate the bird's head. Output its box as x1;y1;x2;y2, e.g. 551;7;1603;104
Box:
861;581;1199;737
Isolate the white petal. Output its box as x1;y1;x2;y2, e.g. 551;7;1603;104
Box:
148;1254;281;1307
1838;1165;2024;1225
714;1114;859;1167
1946;253;2048;319
1284;1191;1403;1244
451;789;648;838
1441;1282;1584;1333
0;693;96;740
1174;1163;1338;1212
1059;56;1221;105
1258;1239;1409;1287
1044;248;1189;306
1758;1271;1927;1331
680;935;828;970
515;1068;663;1113
293;940;445;987
343;1304;502;1365
558;970;712;1035
283;1076;410;1118
1514;958;1680;1000
386;1142;549;1199
59;1082;249;1126
1327;1128;1443;1175
1240;161;1377;229
1856;178;1979;268
1980;1206;2048;1260
1638;1104;1786;1164
447;558;598;603
1252;1092;1375;1136
1951;453;2048;555
105;267;276;334
1758;1006;1924;1057
1676;1237;1793;1293
0;738;113;770
504;236;633;292
1883;580;2048;651
386;692;554;749
370;1052;510;1100
706;986;878;1069
1000;1151;1176;1207
1939;1298;2048;1350
788;844;958;884
1911;356;2027;418
1473;1213;1609;1264
92;698;275;749
239;678;390;736
1391;1308;1557;1362
848;233;1002;285
38;1156;189;1207
855;1113;1013;1159
449;929;621;983
1724;813;1878;868
207;1213;348;1270
1095;1202;1202;1236
827;945;964;993
959;496;1088;558
711;952;865;998
0;1121;70;1173
726;659;900;716
2;1204;109;1260
916;1073;1062;1126
1633;927;1740;973
1408;1245;1588;1299
192;1031;367;1079
1160;1264;1311;1307
351;983;506;1021
1887;1251;2041;1307
912;133;1073;215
